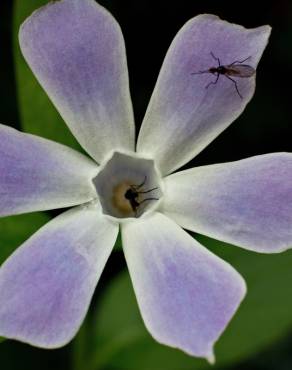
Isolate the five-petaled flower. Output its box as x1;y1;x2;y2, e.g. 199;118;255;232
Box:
1;0;291;363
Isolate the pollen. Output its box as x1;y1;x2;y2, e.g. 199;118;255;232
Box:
94;151;162;219
111;181;137;215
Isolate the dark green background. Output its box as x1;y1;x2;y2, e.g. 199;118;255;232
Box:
1;0;292;369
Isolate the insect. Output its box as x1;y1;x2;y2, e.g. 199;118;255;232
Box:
124;176;158;217
191;52;255;98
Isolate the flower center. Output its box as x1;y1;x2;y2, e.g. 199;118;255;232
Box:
94;151;162;219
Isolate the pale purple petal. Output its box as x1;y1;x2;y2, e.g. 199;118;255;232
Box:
162;153;292;253
0;124;98;217
122;212;246;360
137;14;271;175
19;0;135;163
0;203;118;348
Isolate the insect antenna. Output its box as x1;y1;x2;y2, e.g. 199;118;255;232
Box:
191;52;221;75
210;52;221;66
191;70;210;75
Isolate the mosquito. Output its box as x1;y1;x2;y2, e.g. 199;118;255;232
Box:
191;52;255;98
124;176;158;217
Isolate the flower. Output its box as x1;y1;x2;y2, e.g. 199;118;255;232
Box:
1;0;291;363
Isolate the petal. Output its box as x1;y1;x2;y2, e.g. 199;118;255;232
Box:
0;203;118;348
137;14;271;175
162;153;292;253
19;0;135;163
0;124;98;217
122;212;246;360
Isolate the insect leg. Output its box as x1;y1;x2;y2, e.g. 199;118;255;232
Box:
138;197;159;205
225;75;243;99
210;52;221;67
131;175;147;190
229;56;251;66
137;187;158;194
205;72;220;89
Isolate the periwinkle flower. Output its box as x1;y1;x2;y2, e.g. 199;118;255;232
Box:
0;0;291;362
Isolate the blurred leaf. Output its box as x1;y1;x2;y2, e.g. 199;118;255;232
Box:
197;235;292;366
13;0;81;150
74;234;292;370
0;212;50;265
88;271;206;370
72;321;90;370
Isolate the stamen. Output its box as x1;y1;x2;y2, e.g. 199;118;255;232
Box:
122;178;159;217
93;151;162;219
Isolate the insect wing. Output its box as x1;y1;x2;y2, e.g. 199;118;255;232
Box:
227;64;255;78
